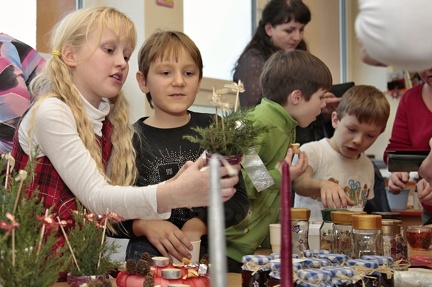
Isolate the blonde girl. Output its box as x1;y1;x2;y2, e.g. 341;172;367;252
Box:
12;7;239;227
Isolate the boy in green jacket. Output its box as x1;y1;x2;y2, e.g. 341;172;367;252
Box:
225;50;333;272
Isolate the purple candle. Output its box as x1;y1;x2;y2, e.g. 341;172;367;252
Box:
280;161;292;287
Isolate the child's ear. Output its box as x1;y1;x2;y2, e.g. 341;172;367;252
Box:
288;90;302;105
136;71;149;93
331;111;339;128
61;45;77;67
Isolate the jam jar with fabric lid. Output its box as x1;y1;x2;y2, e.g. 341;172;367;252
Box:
381;219;408;267
291;208;311;255
331;211;365;257
361;255;395;287
351;214;383;258
321;266;357;287
268;259;302;287
347;259;380;287
295;269;332;287
241;255;271;287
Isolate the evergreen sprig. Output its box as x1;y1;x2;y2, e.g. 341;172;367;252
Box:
66;205;121;276
184;108;271;156
0;155;68;287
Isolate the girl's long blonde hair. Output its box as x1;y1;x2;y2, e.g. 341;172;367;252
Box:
29;6;137;185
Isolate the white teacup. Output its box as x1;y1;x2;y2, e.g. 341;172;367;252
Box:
172;240;201;264
269;223;281;253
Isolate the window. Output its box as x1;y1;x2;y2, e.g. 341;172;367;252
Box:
1;1;37;47
184;0;253;81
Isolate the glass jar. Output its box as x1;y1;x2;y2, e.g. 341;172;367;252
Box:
291;208;311;255
381;219;408;264
372;212;401;220
331;211;365;257
361;256;395;287
351;215;383;258
241;255;271;287
320;209;337;251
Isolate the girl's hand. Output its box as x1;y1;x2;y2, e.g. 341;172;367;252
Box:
158;157;239;212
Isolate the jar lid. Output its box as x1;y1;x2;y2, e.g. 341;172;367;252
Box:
352;214;382;230
330;210;365;224
321;208;345;222
346;259;379;269
381;219;402;235
372;211;401;220
297;269;332;282
291;208;311;220
241;255;271;264
303;249;331;258
361;255;394;266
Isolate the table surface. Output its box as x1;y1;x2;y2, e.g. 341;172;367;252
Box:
52;247;431;287
52;273;242;287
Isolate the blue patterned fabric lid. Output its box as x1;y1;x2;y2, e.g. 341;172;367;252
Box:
241;255;272;271
269;271;280;280
297;269;332;282
241;255;272;264
346;259;379;269
321;266;355;277
317;253;349;265
302;258;332;268
269;259;302;272
270;259;280;271
270;253;280;260
361;255;394;266
303;249;331;257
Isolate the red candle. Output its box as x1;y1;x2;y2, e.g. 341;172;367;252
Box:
280;161;292;287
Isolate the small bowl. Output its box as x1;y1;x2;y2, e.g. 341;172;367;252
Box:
161;268;181;279
152;256;170;267
406;225;432;250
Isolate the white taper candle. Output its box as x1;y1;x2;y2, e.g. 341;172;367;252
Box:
209;154;227;287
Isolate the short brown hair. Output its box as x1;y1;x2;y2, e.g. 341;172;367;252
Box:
336;85;390;131
137;30;203;107
260;50;332;106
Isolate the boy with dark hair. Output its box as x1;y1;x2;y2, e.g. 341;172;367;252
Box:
226;50;333;271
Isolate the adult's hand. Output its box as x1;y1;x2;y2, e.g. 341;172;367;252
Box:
417;179;432;208
387;172;409;194
321;93;341;121
419;138;432;183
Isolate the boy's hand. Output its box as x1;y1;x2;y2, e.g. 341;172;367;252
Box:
133;220;192;262
319;180;355;208
282;148;308;180
388;172;409;194
181;217;207;242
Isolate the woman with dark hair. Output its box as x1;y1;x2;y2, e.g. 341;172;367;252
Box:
233;0;311;107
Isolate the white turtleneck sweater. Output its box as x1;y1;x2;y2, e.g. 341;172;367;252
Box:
18;95;170;220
